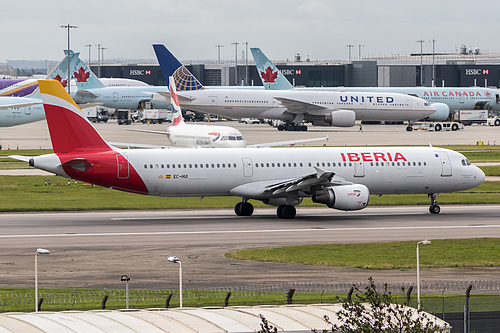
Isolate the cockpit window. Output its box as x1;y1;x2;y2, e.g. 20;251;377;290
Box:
461;159;472;166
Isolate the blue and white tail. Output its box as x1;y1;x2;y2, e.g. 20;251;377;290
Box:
153;44;203;91
47;50;105;90
169;76;185;126
251;48;294;90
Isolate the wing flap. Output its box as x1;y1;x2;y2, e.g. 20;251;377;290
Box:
274;97;329;115
229;167;351;199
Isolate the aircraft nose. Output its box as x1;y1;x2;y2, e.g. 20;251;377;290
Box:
473;166;486;186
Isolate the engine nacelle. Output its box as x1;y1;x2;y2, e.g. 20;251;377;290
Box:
426;103;450;121
312;184;370;211
262;198;303;207
323;110;356;127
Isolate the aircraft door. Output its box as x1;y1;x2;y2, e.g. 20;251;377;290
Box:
459;93;465;104
116;153;130;179
113;92;119;102
354;161;364;177
25;106;31;115
437;151;452;177
211;96;218;106
242;157;253;177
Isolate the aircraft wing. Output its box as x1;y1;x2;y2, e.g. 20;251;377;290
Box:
274;97;330;115
229;167;351;199
8;155;31;162
108;142;172;149
75;90;99;99
0;101;40;110
125;128;167;136
248;136;329;148
155;91;195;102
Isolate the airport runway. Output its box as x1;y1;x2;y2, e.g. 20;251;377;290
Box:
0;205;499;290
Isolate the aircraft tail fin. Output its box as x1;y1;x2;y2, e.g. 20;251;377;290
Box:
169;76;185;126
47;50;105;90
250;48;294;90
153;44;203;91
38;80;112;154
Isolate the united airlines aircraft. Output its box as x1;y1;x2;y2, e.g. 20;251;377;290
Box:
153;45;436;131
10;80;484;219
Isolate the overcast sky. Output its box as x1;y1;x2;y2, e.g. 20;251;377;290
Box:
3;0;500;63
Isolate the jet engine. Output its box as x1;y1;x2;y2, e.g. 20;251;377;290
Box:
311;184;370;211
425;103;450;121
322;110;356;127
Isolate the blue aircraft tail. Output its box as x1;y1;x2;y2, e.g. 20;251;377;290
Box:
47;50;105;90
250;48;294;90
153;44;203;91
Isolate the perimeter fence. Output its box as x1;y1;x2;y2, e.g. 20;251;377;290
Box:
1;280;499;314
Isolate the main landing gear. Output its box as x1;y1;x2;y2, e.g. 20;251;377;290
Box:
277;122;308;131
234;200;298;219
428;193;441;214
234;201;254;216
277;204;296;219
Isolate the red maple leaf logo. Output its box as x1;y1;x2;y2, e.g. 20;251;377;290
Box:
54;74;67;88
73;67;90;83
485;91;491;97
260;66;278;83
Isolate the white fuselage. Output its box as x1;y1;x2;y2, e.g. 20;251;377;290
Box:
84;146;483;198
296;87;500;113
0;97;44;127
167;124;246;148
176;89;435;122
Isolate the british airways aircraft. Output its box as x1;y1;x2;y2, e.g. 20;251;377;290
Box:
251;48;500;121
153;45;436;131
10;80;484;219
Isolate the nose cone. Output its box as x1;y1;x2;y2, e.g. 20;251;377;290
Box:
473;166;486;186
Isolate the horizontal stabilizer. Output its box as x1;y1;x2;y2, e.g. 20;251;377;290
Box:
8;155;31;162
61;158;94;172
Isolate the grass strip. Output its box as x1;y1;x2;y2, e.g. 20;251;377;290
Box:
225;238;500;270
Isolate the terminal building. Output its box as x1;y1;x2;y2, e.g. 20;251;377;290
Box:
90;48;500;89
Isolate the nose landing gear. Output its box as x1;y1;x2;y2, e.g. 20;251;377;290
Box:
234;200;254;216
428;193;440;214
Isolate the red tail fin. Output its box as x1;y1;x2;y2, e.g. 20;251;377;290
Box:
38;80;112;154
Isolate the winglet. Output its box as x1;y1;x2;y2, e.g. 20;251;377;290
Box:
251;48;294;90
38;80;112;154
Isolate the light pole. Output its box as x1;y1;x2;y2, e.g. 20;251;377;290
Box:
121;275;130;309
347;44;354;62
85;44;92;67
416;39;425;86
416;240;431;310
168;256;182;308
358;44;365;61
231;42;239;85
215;44;224;64
35;248;50;312
430;39;437;87
60;24;78;95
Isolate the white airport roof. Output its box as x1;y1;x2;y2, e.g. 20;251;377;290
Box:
0;304;450;333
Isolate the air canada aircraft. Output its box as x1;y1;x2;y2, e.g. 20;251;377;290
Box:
10;80;485;218
251;47;500;121
56;50;171;110
153;45;436;131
